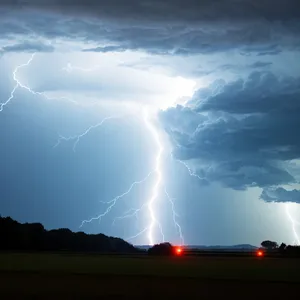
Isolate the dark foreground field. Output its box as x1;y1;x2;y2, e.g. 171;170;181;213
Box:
1;253;300;299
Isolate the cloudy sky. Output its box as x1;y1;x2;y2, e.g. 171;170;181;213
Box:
1;0;300;246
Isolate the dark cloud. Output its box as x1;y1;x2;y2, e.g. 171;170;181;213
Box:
2;40;54;52
5;0;300;22
82;45;126;53
260;187;300;203
194;71;300;114
0;0;299;55
159;71;300;191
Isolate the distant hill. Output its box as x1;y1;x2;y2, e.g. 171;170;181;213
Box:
0;216;139;253
186;244;258;250
137;244;258;251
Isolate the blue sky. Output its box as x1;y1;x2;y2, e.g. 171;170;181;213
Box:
1;0;300;246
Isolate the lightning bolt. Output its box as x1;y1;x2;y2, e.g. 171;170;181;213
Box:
112;206;151;242
165;188;184;245
285;203;300;245
53;116;118;152
0;54;35;112
112;205;146;226
3;56;184;246
80;171;153;228
80;107;167;245
143;107;165;245
126;227;149;241
178;159;206;180
0;53;79;113
60;62;187;245
112;202;165;243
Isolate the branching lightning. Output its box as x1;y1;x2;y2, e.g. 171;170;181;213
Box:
112;207;143;226
0;54;35;112
59;62;185;245
143;107;165;245
80;171;153;228
0;53;78;113
53;116;118;152
178;159;206;181
165;188;184;245
126;227;149;241
285;203;300;245
112;206;150;241
2;56;185;246
79;107;168;245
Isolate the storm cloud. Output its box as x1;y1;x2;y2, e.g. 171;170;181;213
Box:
194;71;300;114
160;71;300;198
6;0;300;22
261;187;300;203
0;0;299;55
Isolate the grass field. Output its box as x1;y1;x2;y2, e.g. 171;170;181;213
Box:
1;253;300;298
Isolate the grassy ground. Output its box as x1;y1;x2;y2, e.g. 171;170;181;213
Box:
1;253;300;298
1;252;300;281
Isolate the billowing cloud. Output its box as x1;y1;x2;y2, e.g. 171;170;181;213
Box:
7;0;300;22
1;40;54;53
159;71;300;191
194;71;300;114
261;187;300;203
0;0;299;55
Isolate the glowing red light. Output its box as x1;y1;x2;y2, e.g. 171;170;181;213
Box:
257;251;264;257
176;247;182;255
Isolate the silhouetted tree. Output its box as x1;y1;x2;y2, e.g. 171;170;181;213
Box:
261;240;278;250
278;243;287;254
285;245;300;257
0;216;139;253
148;242;174;256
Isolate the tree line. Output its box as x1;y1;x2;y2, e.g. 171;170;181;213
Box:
261;240;300;257
147;241;300;257
0;216;139;253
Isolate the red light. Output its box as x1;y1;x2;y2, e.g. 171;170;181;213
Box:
176;247;182;255
257;251;264;257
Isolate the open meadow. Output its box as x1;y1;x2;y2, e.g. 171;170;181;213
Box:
1;253;300;298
